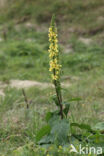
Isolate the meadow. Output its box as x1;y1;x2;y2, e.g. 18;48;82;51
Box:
0;0;104;155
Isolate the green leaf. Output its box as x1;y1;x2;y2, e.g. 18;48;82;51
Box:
51;95;59;106
51;14;56;27
48;115;60;126
62;102;70;105
46;111;60;123
62;102;70;117
71;123;92;132
63;105;70;118
50;119;70;145
38;135;54;145
89;133;104;144
45;112;53;122
36;125;51;142
93;122;104;131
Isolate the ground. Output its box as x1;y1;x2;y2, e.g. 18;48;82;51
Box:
0;0;104;155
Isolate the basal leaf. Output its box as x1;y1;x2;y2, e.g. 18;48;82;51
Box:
93;122;104;131
45;112;53;122
50;119;70;145
36;125;51;142
71;123;92;132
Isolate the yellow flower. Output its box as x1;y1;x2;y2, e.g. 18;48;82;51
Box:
52;74;58;80
48;21;62;81
59;145;62;150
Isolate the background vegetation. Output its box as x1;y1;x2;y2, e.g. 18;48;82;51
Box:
0;0;104;155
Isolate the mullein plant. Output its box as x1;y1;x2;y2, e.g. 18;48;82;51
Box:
36;15;70;145
48;15;63;119
33;16;101;150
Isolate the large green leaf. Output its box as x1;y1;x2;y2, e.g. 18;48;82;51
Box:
71;123;93;132
36;125;51;142
50;119;70;145
93;122;104;131
38;135;54;145
88;133;104;150
45;110;62;122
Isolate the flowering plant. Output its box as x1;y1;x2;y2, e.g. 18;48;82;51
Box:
36;15;70;146
48;15;63;119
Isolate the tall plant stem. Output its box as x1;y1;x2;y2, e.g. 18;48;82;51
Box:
54;80;63;119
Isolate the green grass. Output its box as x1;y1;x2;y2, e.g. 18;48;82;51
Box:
0;34;104;82
0;0;104;155
0;37;104;154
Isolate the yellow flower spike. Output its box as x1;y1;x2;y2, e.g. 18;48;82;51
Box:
48;15;64;119
48;15;61;81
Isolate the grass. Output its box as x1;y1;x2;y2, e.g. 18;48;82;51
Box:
0;35;104;82
0;38;104;154
0;0;104;155
0;73;104;155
